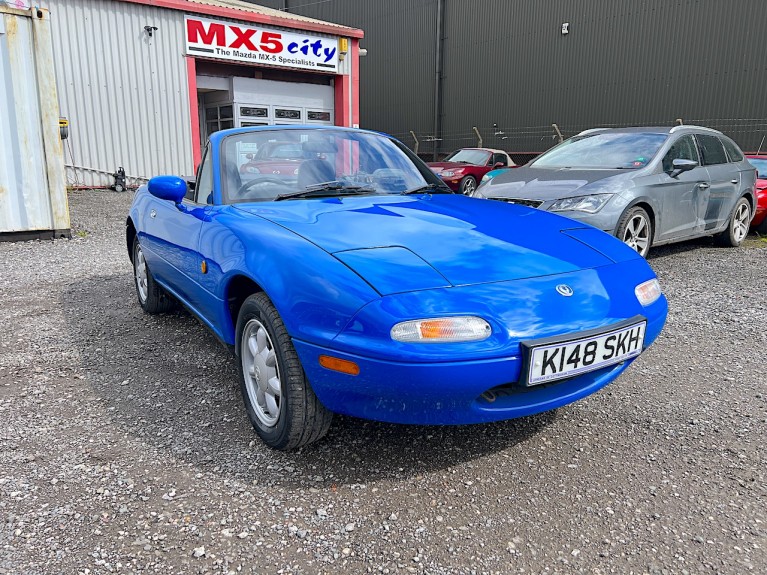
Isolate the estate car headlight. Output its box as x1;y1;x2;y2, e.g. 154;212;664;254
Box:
549;194;611;213
635;279;662;306
391;316;491;343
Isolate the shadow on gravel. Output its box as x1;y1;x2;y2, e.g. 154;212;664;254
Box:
61;274;554;487
646;231;765;261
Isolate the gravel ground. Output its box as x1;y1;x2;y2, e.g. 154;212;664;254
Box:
1;189;765;575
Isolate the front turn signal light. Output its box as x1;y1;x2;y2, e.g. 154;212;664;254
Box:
390;316;491;343
635;278;662;306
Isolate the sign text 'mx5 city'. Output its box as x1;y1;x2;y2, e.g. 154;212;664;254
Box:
185;16;340;74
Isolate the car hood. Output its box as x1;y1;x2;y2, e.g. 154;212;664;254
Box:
427;161;476;172
234;195;624;294
483;166;634;200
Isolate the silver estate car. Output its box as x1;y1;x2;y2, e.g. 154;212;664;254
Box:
473;126;757;257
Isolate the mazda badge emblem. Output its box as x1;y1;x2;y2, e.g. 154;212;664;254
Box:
556;284;574;297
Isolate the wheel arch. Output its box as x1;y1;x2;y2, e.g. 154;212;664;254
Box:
742;190;756;214
617;200;657;240
126;217;137;263
226;274;265;349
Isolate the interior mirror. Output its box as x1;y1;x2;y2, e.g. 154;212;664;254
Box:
148;175;187;203
669;158;697;178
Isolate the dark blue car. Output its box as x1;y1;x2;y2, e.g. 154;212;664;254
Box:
127;126;668;450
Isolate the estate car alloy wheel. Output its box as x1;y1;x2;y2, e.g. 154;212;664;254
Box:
236;293;332;450
617;206;652;258
132;238;175;314
715;197;751;247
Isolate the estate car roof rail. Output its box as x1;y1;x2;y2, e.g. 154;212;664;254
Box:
669;124;722;135
576;128;610;136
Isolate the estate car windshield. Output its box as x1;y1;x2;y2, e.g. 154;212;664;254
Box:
532;132;668;170
221;129;438;203
443;149;492;165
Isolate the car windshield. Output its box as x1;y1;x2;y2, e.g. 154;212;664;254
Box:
532;132;668;169
443;149;492;165
221;128;435;203
748;158;767;178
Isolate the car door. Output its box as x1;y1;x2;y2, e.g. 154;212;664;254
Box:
140;150;209;306
695;134;739;231
653;135;710;241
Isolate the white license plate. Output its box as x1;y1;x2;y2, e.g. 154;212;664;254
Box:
525;320;646;386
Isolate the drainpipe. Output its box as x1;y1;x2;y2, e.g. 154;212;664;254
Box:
432;0;444;161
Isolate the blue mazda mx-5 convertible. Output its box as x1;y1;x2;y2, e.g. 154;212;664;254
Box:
127;126;668;450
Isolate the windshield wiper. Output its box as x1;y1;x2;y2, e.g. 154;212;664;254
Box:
274;182;377;201
401;183;454;195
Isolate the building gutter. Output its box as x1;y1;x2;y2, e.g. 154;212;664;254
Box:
432;0;444;161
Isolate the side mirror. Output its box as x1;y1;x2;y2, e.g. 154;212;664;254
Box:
148;175;187;203
493;162;505;169
669;158;698;178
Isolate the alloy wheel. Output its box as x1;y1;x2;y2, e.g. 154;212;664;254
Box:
241;318;282;428
622;213;650;257
134;247;149;303
732;202;750;243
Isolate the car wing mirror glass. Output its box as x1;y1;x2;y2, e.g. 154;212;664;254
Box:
669;158;698;178
148;175;187;203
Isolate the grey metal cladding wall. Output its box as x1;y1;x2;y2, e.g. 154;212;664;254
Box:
440;0;767;154
250;0;439;140
41;0;192;186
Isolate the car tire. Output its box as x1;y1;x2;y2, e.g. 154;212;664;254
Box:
715;197;751;247
459;176;477;195
616;206;653;257
132;237;175;314
236;292;333;450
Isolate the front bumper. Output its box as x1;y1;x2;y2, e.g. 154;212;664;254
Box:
293;304;666;425
437;175;462;191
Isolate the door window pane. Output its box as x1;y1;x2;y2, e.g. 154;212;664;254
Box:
696;134;728;165
721;138;744;162
662;135;699;172
196;146;214;204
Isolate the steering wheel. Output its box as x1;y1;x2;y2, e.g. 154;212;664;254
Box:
236;176;290;200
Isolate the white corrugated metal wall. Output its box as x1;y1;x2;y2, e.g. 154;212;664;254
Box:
40;0;193;187
1;6;69;236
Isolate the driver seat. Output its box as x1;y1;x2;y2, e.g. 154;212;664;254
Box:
297;159;335;189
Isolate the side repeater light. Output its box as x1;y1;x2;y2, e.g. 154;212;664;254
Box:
319;355;360;376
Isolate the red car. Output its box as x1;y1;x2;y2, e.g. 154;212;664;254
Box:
239;141;307;179
428;148;516;195
747;155;767;233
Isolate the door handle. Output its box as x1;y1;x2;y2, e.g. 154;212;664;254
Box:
730;179;739;184
697;183;710;189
